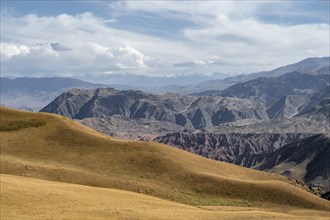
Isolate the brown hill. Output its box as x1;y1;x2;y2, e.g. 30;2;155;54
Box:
1;107;329;218
2;174;330;220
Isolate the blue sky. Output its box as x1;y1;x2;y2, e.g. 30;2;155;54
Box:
1;0;329;77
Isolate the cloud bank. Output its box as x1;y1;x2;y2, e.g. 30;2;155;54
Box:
0;1;329;77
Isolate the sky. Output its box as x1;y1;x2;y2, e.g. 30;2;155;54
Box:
0;0;329;77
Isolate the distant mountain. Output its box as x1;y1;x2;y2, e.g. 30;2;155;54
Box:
79;58;329;95
255;57;329;78
316;66;330;75
0;77;99;93
0;77;103;111
79;72;232;88
173;57;329;95
211;87;330;133
255;134;330;192
40;87;268;130
219;57;329;85
212;70;329;110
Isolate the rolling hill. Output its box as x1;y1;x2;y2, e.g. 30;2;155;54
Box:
1;107;330;219
3;175;330;220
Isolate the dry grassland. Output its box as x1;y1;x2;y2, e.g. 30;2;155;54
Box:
1;107;329;219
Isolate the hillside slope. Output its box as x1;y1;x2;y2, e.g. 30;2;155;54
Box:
266;95;310;119
297;86;330;118
255;134;330;192
1;107;329;212
218;71;329;108
154;132;311;167
2;174;329;220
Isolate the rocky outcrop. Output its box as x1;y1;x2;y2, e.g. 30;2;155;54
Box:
255;134;330;192
266;95;310;119
218;71;329;109
296;86;330;119
40;88;268;129
80;116;187;140
153;132;311;167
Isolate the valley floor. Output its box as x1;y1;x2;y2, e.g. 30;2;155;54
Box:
1;174;329;220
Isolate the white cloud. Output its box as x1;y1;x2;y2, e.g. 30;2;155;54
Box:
0;2;329;77
1;41;148;74
0;43;30;60
115;45;145;68
110;1;329;70
193;60;206;66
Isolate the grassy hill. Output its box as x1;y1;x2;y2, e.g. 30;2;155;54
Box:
2;174;330;220
1;107;329;219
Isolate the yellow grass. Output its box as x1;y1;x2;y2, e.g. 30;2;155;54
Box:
1;174;329;220
1;106;329;219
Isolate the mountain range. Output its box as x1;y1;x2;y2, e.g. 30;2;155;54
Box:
79;72;233;88
2;57;329;111
168;57;330;94
40;69;329;131
0;77;103;111
2;57;329;195
41;88;268;129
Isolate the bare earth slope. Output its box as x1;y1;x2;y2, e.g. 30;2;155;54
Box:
154;132;311;167
255;134;330;192
1;107;329;219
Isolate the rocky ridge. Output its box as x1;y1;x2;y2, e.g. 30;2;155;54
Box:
255;134;330;192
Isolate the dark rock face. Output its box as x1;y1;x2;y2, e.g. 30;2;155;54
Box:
40;88;95;119
41;88;268;130
195;70;329;120
175;113;187;126
154;132;310;167
255;134;330;192
218;72;329;109
296;86;330;119
266;95;311;119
